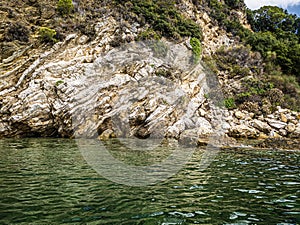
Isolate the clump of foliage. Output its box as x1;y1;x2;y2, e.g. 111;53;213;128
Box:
223;97;236;109
190;37;202;63
155;68;172;79
57;0;74;16
4;23;29;42
268;73;300;111
205;44;300;112
38;27;57;43
56;80;64;86
208;2;300;80
249;6;299;34
236;78;274;101
137;28;161;40
224;0;245;9
204;1;300;111
213;45;261;78
115;0;202;40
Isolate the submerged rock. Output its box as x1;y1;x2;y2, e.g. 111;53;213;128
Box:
255;138;300;150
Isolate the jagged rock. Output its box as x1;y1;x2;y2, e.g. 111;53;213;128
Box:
195;117;212;135
290;119;299;125
290;124;300;138
251;119;272;133
221;122;231;130
279;129;287;137
166;120;185;139
198;108;207;117
228;124;259;139
270;130;281;138
98;129;116;140
265;118;287;130
258;132;269;139
286;123;296;133
0;0;299;148
234;111;245;119
280;113;288;123
276;106;289;114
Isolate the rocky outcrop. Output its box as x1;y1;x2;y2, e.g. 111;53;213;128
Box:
0;15;231;147
225;107;300;140
178;0;234;55
0;1;299;149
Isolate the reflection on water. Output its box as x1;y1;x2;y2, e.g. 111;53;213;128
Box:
78;138;197;186
0;138;299;224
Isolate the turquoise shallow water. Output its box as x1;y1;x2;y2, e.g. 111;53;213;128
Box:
0;138;299;224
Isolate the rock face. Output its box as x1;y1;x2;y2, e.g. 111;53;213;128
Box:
0;3;299;147
0;16;229;146
228;124;259;139
225;107;300;140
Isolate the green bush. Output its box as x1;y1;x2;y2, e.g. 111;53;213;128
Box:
230;65;250;78
224;0;244;9
57;0;74;15
224;97;236;109
116;0;202;40
38;27;57;43
137;28;160;40
190;37;202;63
56;80;64;86
268;74;300;111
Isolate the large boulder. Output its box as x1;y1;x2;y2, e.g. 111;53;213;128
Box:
265;118;287;130
251;119;272;133
228;124;259;139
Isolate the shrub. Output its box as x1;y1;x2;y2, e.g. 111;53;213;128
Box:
190;37;202;63
57;0;74;15
224;0;244;9
268;74;300;111
202;57;219;74
4;23;29;42
223;97;236;109
155;68;172;79
230;65;250;78
116;0;202;40
137;28;161;40
38;27;57;43
56;80;64;86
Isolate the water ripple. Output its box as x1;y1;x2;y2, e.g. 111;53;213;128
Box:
0;139;299;224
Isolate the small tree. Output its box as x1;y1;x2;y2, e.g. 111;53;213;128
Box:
57;0;74;15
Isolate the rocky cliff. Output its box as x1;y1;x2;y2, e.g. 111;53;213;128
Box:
0;0;299;146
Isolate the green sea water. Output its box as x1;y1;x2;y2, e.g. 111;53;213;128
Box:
0;138;299;224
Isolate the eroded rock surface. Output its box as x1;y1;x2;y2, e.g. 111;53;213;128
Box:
0;9;299;148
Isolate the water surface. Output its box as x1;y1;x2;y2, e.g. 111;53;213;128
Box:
0;139;299;224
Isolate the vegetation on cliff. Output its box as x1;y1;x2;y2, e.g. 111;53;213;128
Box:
114;0;202;40
204;0;300;111
0;0;299;113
